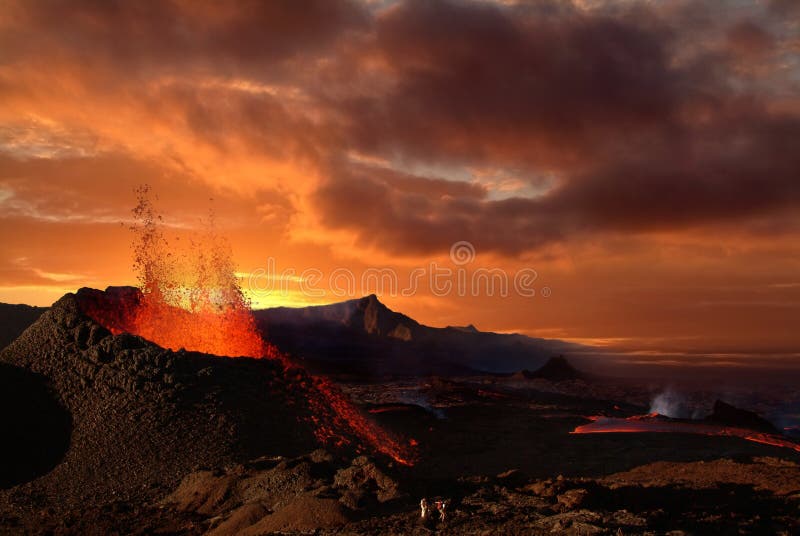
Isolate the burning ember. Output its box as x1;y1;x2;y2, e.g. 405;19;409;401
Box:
571;414;800;453
80;187;415;466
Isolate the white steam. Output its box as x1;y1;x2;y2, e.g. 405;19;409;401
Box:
649;389;691;418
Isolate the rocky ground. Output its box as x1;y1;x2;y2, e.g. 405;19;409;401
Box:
1;290;799;534
3;451;798;535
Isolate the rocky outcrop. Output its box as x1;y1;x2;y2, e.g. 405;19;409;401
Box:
165;451;402;535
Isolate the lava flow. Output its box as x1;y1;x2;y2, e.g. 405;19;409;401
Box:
571;414;800;453
80;187;415;466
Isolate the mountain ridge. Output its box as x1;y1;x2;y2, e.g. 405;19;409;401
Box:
253;294;580;378
0;303;48;350
259;294;421;341
0;291;582;378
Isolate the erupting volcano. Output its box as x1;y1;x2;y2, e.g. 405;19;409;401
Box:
80;186;277;360
79;187;414;466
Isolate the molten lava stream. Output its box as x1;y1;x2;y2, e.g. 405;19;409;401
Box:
571;414;800;453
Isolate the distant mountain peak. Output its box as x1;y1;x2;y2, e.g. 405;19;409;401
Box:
356;293;386;312
255;294;418;340
354;294;417;338
516;355;584;382
448;324;479;333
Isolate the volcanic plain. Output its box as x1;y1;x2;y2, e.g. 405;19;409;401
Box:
1;289;799;535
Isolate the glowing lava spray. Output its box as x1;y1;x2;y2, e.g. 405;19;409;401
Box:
82;186;415;465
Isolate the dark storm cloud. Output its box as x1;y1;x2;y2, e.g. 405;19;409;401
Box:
1;0;369;78
342;0;684;167
548;112;800;232
1;0;798;257
311;0;800;255
315;165;561;255
726;20;775;57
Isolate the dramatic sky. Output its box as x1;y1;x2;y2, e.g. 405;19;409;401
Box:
1;0;799;365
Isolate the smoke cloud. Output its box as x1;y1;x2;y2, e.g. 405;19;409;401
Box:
649;389;693;419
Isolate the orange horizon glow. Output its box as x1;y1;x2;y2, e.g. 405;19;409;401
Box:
1;0;799;364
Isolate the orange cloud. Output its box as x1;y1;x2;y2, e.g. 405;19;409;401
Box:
1;0;799;360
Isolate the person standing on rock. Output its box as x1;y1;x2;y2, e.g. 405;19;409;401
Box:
435;499;449;523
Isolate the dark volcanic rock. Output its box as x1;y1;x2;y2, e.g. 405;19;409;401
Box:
705;400;779;434
333;455;402;506
0;289;322;513
164;451;401;535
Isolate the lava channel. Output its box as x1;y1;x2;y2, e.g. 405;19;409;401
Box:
571;414;800;453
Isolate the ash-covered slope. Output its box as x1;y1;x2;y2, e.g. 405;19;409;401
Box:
255;295;580;377
0;289;322;509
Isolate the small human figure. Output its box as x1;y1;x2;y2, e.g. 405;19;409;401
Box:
435;499;449;523
420;498;430;520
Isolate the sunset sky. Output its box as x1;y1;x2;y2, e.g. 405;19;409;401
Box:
1;0;799;364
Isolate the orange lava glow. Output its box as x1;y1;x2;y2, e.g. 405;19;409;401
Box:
309;377;416;466
94;294;274;359
80;187;415;466
571;414;800;453
79;186;277;359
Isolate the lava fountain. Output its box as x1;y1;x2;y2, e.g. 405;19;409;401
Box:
80;187;415;466
571;414;800;453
